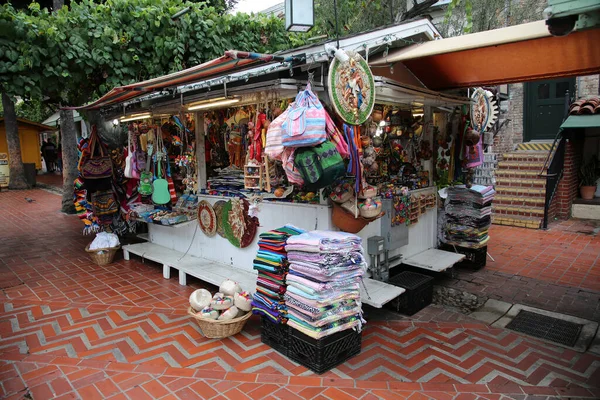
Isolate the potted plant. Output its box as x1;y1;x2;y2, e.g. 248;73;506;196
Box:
579;158;598;200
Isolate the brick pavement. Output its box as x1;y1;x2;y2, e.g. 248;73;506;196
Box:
35;172;63;190
438;222;600;322
1;188;599;399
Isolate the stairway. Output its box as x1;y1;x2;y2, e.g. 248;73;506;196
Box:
492;142;553;229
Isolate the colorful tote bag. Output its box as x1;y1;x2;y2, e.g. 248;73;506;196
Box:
81;126;113;180
91;190;118;216
294;140;345;191
265;105;293;160
282;148;304;186
282;84;327;148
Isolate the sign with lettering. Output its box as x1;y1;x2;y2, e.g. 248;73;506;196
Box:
0;153;9;187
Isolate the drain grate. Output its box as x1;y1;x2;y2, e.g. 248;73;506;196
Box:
506;310;583;347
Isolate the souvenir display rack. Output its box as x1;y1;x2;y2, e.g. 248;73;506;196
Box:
122;114;199;228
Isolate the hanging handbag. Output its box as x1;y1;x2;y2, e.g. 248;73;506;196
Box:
282;148;304;186
265;105;293;161
91;190;118;216
152;133;170;205
282;84;327;148
325;113;350;159
294;140;345;191
82;126;113;180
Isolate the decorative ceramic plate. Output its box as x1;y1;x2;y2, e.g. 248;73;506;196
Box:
212;200;227;238
470;88;498;131
197;200;217;237
328;50;376;125
222;198;258;248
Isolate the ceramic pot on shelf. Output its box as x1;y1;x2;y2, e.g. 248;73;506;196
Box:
581;185;597;200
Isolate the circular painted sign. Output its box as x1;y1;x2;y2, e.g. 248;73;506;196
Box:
328;50;376;125
470;88;498;132
197;200;217;237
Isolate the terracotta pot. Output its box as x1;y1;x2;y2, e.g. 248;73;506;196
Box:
580;186;597;200
372;110;383;123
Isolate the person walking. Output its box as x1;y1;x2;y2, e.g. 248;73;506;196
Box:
56;144;63;173
44;140;57;172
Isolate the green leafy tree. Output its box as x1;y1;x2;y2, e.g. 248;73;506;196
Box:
312;0;406;38
0;0;293;209
442;0;544;36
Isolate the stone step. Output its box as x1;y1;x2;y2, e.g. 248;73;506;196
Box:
494;186;546;197
495;169;546;179
502;153;549;162
516;142;554;152
497;161;547;171
494;195;545;207
495;177;546;188
492;214;542;229
493;204;545;217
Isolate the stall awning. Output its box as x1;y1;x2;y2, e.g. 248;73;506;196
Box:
68;51;302;110
370;21;600;90
561;114;600;129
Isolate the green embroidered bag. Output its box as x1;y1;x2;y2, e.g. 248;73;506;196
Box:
295;141;345;191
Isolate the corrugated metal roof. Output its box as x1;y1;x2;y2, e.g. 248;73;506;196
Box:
67;51;297;110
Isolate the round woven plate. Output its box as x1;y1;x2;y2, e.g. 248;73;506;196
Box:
212;200;227;238
328;50;376;125
221;198;258;248
197;200;217;237
221;200;240;247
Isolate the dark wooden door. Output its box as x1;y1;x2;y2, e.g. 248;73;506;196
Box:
524;78;575;141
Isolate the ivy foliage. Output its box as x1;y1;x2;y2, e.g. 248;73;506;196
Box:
0;0;296;106
311;0;403;38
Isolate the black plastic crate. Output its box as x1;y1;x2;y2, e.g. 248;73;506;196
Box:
440;244;487;269
388;271;434;316
287;327;361;374
260;317;288;356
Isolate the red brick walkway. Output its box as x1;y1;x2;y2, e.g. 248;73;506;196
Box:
1;189;599;399
487;222;600;292
35;172;63;190
439;221;600;322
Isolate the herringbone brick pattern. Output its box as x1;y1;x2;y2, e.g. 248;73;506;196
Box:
0;300;598;388
5;358;595;400
1;189;600;399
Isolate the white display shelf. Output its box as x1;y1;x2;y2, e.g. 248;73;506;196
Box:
122;242;405;308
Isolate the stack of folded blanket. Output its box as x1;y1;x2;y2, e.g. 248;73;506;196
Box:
284;231;366;340
443;185;495;249
251;225;304;324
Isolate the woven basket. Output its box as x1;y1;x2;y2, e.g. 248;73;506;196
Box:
85;244;120;266
360;205;382;219
188;307;251;339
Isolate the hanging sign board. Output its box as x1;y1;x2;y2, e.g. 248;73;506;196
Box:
0;153;9;188
328;50;376;125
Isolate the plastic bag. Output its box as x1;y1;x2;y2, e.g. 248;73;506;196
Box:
90;232;120;250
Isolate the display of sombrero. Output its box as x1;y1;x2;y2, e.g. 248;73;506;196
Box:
212;200;227;238
197;200;217;237
221;198;258;248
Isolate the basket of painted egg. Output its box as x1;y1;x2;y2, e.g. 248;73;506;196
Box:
188;279;253;339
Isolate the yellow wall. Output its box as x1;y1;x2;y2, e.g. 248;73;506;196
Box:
0;125;43;169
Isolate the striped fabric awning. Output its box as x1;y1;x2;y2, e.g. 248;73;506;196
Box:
68;51;301;110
